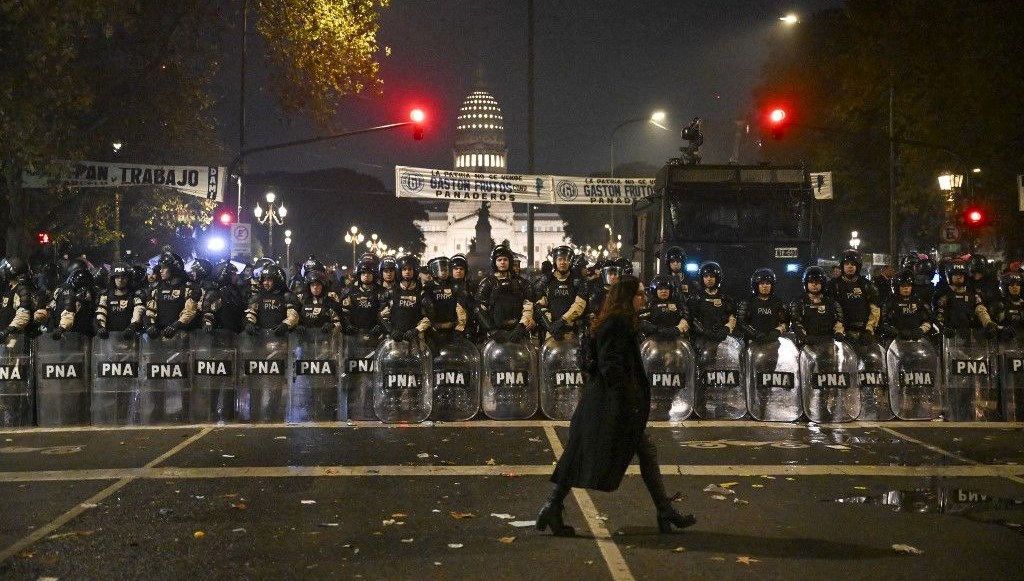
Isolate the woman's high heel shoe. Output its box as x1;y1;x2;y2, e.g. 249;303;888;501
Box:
657;507;696;533
536;502;576;537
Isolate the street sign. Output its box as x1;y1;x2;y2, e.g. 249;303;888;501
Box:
231;222;252;259
940;222;961;243
809;171;833;200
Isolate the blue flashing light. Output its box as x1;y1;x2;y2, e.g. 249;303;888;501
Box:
685;262;699;273
206;236;226;252
785;263;800;273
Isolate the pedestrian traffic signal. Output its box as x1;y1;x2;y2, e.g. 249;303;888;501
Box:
410;109;425;140
37;232;51;244
963;206;986;228
217;210;234;226
765;106;790;139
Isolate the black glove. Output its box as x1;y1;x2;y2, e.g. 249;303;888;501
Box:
657;326;681;340
0;327;13;341
1000;326;1017;341
52;328;64;340
491;329;510;343
942;326;957;338
548;319;567;337
321;322;336;334
273;323;290;337
985;323;999;340
404;329;420;342
710;326;728;343
794;333;807;348
640;321;658;336
370;325;384;337
97;327;110;340
390;329;406;341
764;329;781;343
900;327;924;340
508;324;528;342
162;324;178;339
121;328;137;341
146;325;160;338
833;332;846;343
245;323;259;336
879;324;898;339
859;330;876;345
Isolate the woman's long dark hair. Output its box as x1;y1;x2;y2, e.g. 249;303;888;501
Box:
592;275;641;331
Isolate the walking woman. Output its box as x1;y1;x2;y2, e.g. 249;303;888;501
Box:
537;275;696;536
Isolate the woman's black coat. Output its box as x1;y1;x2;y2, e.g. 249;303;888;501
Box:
551;313;651;492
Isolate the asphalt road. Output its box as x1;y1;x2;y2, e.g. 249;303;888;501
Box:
1;420;1023;580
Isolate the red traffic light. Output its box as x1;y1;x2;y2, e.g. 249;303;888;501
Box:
38;232;51;244
764;106;791;139
410;109;425;123
217;210;234;226
963;207;986;227
769;108;787;124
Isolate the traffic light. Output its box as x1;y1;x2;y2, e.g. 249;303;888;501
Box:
37;232;51;244
766;107;790;139
962;206;986;228
410;108;425;140
217;209;234;226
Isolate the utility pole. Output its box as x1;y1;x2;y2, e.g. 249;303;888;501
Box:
526;0;535;271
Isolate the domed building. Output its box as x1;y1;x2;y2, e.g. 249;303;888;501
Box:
416;80;567;273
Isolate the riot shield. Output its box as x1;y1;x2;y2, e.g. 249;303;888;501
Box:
800;339;861;423
237;330;294;422
373;337;432;423
745;337;802;422
190;329;238;423
852;341;894;421
943;329;999;421
341;333;381;421
138;333;191;424
481;337;539;420
0;335;33;427
885;338;942;420
641;337;695;422
540;336;585;420
430;332;481;422
693;335;746;420
290;328;341;422
91;334;141;425
998;335;1024;421
35;332;90;426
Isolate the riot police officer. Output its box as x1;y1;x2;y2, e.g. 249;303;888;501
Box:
245;264;299;336
422;256;469;348
585;262;622;324
190;258;217;305
341;258;384;338
879;269;934;341
0;257;36;341
475;245;535;342
380;254;429;342
201;261;246;333
829;249;880;345
50;261;97;339
913;256;938;307
378;256;398;293
94;262;144;339
144;252;199;339
992;270;1024;340
663;246;692;300
967;254;1000;307
639;274;689;340
687;261;736;342
534;246;587;341
736;268;788;343
790;266;845;345
934;259;998;339
298;270;342;333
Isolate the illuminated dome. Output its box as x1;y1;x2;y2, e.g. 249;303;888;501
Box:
454;89;508;172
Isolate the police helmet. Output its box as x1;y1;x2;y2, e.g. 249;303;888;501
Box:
356;259;377;277
67;268;94;290
698;261;722;286
600;264;623;286
490;245;514;271
191;258;213;282
750;268;776;293
839;249;862;271
945;259;968;280
450;254;469;271
664;246;686;270
967;254;988;275
157;251;185;276
900;253;922;270
305;269;329;287
378;256;397;278
802;266;828;288
892;268;916;292
259;264;287;290
1000;272;1023;296
613;257;633;276
0;257;29;282
570;253;588;275
550;245;573;262
300;256;327;280
212;261;238;285
65;257;91;278
915;257;937;279
397;254;420;276
649;274;674;296
357;252;378;267
428;256;451;279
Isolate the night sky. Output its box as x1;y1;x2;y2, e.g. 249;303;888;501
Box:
228;0;845;186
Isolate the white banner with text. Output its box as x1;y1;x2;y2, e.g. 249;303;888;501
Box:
23;161;226;202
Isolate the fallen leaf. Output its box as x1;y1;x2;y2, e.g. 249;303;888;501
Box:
500;472;520;477
528;437;542;442
80;503;98;508
498;536;516;544
230;503;247;510
509;520;536;528
892;543;924;555
221;493;238;499
447;543;464;549
417;452;430;459
672;546;686;553
710;556;726;562
382;519;397;526
736;556;760;565
718;482;738;488
853;486;867;491
733;498;749;504
450;511;476;519
193;531;205;539
232;528;246;533
318;523;339;527
274;436;287;440
751;484;764;488
401;538;414;543
222;454;235;458
485;458;497;465
490;513;514;519
391;513;408;518
711;495;727;500
703;484;735;496
301;500;317;505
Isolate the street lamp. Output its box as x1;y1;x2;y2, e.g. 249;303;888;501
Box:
937;171;964;205
849;231;861;251
284;229;293;269
609;110;669;177
344;225;365;268
254;191;287;260
779;13;799;25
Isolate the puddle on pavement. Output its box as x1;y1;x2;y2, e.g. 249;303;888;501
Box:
828;487;1024;535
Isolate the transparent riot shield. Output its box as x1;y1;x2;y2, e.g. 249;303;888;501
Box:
0;335;33;427
237;330;294;422
852;341;894;421
641;337;695;421
800;339;861;423
694;335;745;420
885;338;942;420
341;333;381;421
540;336;585;420
190;330;238;423
481;337;539;420
374;337;432;423
35;332;90;426
91;334;141;425
138;333;191;424
290;328;341;422
430;332;481;422
943;329;999;421
999;335;1024;421
745;336;802;422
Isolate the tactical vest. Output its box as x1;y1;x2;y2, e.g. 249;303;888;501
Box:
385;282;425;333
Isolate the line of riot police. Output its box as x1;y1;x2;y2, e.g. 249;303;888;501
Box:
1;244;1022;427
